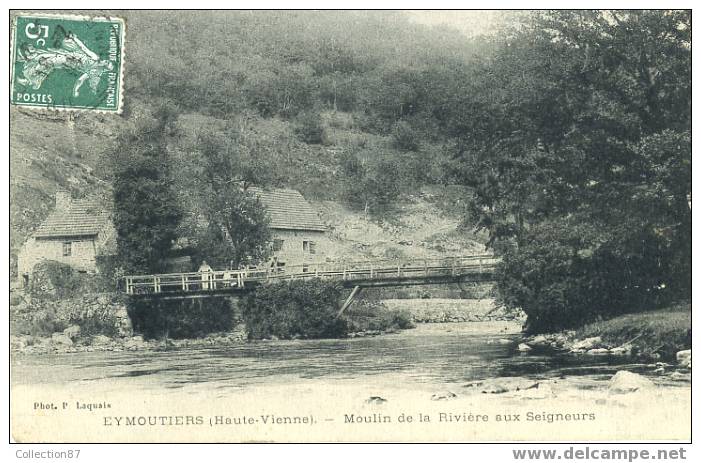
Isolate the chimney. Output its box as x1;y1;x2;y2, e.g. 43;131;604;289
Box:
55;190;71;211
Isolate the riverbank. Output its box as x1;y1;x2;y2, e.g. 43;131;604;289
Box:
520;303;691;369
9;299;417;355
10;325;249;355
383;298;524;323
9;321;421;355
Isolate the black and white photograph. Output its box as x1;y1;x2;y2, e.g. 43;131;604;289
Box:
6;7;692;447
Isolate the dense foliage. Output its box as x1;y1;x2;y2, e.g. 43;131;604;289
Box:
184;124;273;269
109;11;689;333
128;298;234;339
340;150;402;216
446;11;691;331
111;104;184;274
241;280;347;339
344;300;415;332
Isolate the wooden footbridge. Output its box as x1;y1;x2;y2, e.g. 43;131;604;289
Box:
123;255;499;302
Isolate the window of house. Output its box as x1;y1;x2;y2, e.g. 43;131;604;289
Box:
272;239;284;252
303;241;317;254
62;241;72;257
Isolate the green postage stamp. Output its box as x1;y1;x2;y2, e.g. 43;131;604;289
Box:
10;13;125;113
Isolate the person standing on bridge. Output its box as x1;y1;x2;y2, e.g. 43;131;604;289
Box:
199;260;213;290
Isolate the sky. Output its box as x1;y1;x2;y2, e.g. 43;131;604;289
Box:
405;10;509;37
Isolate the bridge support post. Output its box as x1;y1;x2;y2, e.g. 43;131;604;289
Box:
336;286;362;319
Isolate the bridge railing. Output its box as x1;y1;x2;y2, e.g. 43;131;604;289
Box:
124;269;247;295
123;255;499;295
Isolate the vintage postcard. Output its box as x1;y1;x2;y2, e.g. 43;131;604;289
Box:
8;10;691;444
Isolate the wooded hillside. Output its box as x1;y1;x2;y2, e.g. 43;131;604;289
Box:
11;11;690;332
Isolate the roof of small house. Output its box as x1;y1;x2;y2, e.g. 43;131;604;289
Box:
249;187;326;232
33;198;111;239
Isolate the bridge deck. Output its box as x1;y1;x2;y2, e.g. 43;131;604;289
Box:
123;255;499;298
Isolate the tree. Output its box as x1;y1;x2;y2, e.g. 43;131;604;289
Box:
188;124;273;269
340;149;401;218
447;11;691;331
294;111;325;144
111;103;184;274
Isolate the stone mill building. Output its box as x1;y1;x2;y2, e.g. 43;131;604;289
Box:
17;191;117;287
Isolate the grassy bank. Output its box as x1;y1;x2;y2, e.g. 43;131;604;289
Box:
574;302;691;361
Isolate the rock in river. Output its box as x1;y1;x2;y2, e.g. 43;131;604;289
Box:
608;371;654;394
669;371;690;382
365;396;387;405
571;336;602;351
431;391;457;401
609;345;632;356
518;382;554;399
91;334;112;346
51;333;73;346
478;377;539;394
63;325;81;341
517;343;532;352
586;348;610;355
676;350;691;369
527;335;549;347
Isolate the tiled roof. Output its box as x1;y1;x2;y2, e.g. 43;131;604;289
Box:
249;187;326;232
34;198;110;239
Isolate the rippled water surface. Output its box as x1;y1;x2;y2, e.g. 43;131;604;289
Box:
11;322;662;394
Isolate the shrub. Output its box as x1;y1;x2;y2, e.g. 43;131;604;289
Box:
29;260;88;300
241;280;347;339
14;305;68;338
294;111;325;144
71;300;123;338
497;218;677;333
10;293;129;338
340;151;402;216
127;297;234;339
95;255;126;292
344;300;415;332
391;120;419;151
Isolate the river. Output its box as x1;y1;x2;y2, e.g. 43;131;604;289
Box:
10;321;691;442
10;322;665;392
